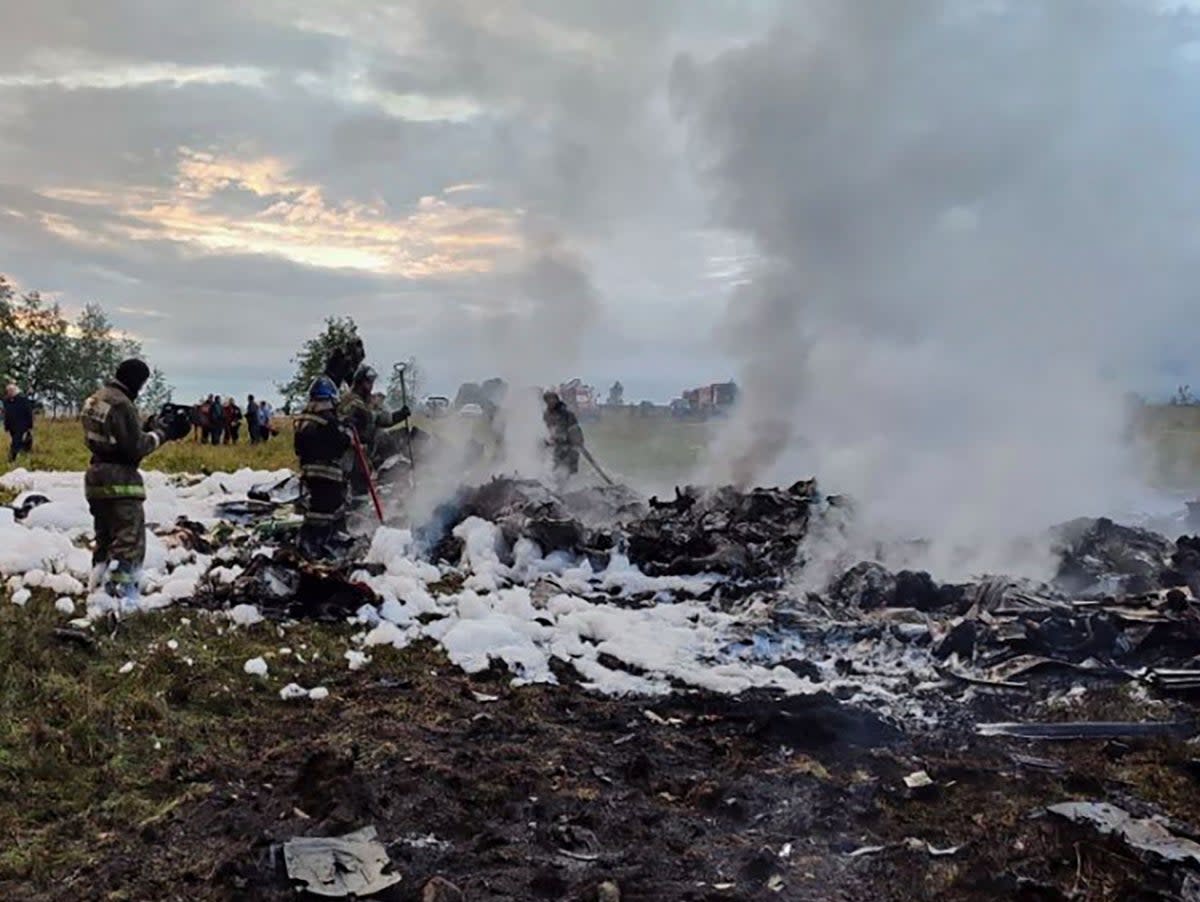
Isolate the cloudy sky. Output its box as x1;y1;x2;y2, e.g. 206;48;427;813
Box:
4;0;1200;433
0;1;772;403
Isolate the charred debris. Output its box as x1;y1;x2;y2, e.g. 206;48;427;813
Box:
175;475;1200;703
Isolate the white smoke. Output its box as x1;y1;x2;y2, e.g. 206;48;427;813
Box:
671;0;1200;578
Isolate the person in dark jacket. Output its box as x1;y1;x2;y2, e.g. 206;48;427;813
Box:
3;383;35;462
223;398;242;444
207;395;224;445
190;398;206;442
246;395;261;444
81;359;187;605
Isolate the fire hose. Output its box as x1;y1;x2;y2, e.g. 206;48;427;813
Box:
580;445;616;487
349;426;385;523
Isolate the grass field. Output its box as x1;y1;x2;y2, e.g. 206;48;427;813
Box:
1136;405;1200;490
6;406;1200;497
0;417;297;480
0;411;715;499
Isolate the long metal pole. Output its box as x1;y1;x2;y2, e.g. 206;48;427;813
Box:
349;426;385;523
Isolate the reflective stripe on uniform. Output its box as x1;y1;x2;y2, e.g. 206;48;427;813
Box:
301;464;345;482
85;484;147;500
85;430;118;445
303;509;345;524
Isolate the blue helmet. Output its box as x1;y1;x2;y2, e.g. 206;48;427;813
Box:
308;375;339;402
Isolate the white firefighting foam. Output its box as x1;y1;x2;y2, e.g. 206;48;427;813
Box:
0;467;939;711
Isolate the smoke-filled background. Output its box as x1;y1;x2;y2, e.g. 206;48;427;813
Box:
669;0;1200;577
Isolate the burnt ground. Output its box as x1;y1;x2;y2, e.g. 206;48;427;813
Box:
4;596;1200;902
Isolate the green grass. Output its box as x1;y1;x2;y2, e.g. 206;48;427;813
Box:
14;404;1200;494
584;414;714;487
1;412;717;496
0;417;298;482
12;406;1200;497
1136;405;1200;490
0;596;419;886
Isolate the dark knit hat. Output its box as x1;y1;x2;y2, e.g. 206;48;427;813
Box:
115;359;151;397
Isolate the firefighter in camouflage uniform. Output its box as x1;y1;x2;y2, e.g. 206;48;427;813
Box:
81;359;189;603
293;339;364;558
339;365;410;501
542;391;584;482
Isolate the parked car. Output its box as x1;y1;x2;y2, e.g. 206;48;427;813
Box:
458;403;484;419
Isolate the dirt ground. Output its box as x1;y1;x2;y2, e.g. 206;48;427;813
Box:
5;600;1198;902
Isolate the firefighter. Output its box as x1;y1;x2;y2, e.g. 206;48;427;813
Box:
81;359;189;605
542;391;584;482
339;365;411;500
293;339;364;558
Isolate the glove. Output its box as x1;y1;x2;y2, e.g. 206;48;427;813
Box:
392;405;411;422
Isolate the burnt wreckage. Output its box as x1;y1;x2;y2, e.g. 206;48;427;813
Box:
186;473;1200;701
417;477;820;584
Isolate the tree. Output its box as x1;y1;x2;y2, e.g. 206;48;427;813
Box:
10;292;71;412
278;317;361;407
386;357;423;409
0;274;14;381
67;303;122;411
607;381;625;406
140;367;174;410
0;276;175;417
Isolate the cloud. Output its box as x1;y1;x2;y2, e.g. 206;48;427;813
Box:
0;61;267;91
115;306;166;318
0;1;829;413
30;147;522;277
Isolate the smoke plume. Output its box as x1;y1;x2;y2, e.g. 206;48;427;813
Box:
672;0;1200;576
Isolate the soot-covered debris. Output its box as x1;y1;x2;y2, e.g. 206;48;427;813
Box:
627;480;818;578
419;476;823;584
417;477;642;566
1053;516;1175;595
195;548;381;621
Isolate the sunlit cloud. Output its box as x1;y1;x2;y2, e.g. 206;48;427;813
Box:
0;62;267;91
38;148;522;277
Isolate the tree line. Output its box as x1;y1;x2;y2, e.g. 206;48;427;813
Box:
0;274;173;416
278;316;422;410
